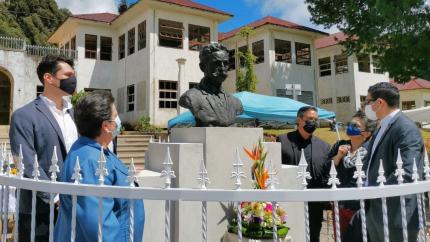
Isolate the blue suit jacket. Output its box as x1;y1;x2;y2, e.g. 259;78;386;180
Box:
9;97;68;214
54;136;145;242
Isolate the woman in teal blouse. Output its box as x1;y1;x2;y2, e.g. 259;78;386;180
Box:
54;91;144;242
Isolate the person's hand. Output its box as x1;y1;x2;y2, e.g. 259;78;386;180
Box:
333;145;351;166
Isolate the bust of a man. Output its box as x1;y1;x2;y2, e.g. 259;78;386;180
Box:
179;43;243;127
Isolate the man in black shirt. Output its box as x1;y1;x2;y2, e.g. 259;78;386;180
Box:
276;106;330;242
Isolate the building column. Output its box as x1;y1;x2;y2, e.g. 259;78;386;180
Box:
176;58;186;115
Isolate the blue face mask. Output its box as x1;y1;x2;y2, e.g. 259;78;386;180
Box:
346;124;362;136
112;116;122;138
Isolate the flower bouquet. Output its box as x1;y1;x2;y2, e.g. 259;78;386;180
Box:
227;140;289;239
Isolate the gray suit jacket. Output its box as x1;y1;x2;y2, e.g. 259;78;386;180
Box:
365;111;424;238
9;97;69;214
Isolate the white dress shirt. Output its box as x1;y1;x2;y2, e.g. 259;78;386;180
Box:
366;109;400;182
40;95;78;152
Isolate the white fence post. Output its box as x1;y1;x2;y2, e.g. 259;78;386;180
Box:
2;152;12;242
353;153;367;242
376;159;389;242
95;148;108;242
296;149;311;242
231;147;246;242
48;146;59;242
14;145;24;242
31;154;40;242
267;159;279;242
395;149;408;242
70;156;82;242
127;158;137;242
412;158;425;242
197;159;210;242
160;147;175;242
328;160;340;242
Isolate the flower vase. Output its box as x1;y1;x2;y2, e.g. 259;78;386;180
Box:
222;232;293;242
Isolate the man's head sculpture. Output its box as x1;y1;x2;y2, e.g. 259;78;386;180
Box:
199;43;230;88
178;43;243;127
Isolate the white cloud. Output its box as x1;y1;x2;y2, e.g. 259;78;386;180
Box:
246;0;338;34
56;0;118;14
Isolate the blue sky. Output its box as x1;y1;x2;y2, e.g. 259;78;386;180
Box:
57;0;337;34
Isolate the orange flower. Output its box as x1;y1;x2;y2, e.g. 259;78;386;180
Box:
244;139;269;189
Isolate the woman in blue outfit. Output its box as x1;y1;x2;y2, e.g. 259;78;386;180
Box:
54;90;144;242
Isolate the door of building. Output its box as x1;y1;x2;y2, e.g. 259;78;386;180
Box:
0;71;11;125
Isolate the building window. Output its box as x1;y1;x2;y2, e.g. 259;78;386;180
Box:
358;54;371;72
337;96;351;103
321;98;333;105
100;36;112;61
65;42;70;50
360;95;367;104
159;19;183;49
189;24;210;51
425;101;430;107
70;36;76;51
318;57;331;76
119;34;125;59
295;42;311;66
128;28;135;55
85;34;97;59
159;80;178;108
334;54;348;74
127;84;135;111
228;49;235;70
238;46;247;68
402;101;416;110
138;21;146;50
36;85;43;97
252;40;264;64
372;55;383;74
275;39;291;63
189;82;199;89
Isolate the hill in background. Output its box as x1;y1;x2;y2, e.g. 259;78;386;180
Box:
0;0;70;45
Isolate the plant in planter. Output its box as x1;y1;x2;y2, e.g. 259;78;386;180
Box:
227;139;289;240
135;116;162;133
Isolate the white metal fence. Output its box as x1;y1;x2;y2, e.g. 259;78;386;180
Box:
0;36;77;59
0;142;429;242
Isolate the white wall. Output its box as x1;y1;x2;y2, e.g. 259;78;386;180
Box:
0;50;42;113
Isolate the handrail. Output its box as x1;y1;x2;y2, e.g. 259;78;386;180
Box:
1;175;429;202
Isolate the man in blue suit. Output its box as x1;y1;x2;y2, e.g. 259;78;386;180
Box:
9;55;78;242
364;82;424;242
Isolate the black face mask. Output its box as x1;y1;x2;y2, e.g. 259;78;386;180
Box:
303;120;318;134
59;76;77;95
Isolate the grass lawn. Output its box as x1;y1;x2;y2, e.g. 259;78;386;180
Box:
265;128;430;147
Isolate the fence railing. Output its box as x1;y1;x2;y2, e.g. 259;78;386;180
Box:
0;142;429;242
0;36;77;59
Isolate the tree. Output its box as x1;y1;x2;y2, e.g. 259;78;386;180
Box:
235;26;259;92
118;0;128;14
306;0;430;83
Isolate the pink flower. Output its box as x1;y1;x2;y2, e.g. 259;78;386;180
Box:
264;203;273;212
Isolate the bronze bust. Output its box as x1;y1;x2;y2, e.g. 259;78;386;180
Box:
179;43;243;127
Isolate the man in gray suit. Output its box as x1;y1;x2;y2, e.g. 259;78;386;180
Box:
364;82;424;242
9;55;78;242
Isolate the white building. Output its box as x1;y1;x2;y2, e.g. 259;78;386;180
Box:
47;0;232;127
220;16;328;105
391;78;430;110
315;32;389;122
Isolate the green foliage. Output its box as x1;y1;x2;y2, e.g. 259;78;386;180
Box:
71;90;87;106
135;116;162;133
306;0;430;83
235;27;259;92
0;0;71;45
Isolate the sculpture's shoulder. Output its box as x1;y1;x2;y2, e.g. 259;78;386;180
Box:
179;88;204;109
224;93;244;114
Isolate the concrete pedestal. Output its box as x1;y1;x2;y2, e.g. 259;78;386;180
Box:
139;127;305;242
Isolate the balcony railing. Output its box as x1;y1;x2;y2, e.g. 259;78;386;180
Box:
0;143;429;242
0;36;77;59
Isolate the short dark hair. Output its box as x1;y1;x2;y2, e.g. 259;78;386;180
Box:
199;43;229;67
352;110;377;134
74;90;114;139
36;54;74;84
368;82;399;108
297;106;318;118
